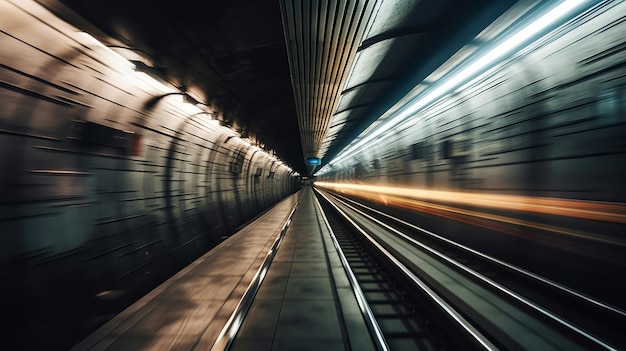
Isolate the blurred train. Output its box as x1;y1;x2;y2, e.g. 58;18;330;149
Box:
315;0;626;316
0;1;298;349
317;1;626;203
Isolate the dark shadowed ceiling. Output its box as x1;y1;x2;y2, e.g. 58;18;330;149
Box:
52;0;304;172
48;0;517;176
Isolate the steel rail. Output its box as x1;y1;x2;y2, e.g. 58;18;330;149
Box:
325;190;618;351
316;189;499;351
313;188;390;351
331;191;626;319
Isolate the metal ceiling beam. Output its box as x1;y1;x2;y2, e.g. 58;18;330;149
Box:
357;23;439;51
279;0;378;165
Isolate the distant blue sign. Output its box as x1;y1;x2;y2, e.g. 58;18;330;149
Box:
306;157;321;165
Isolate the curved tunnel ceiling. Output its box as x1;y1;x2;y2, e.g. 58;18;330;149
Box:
49;0;306;174
46;0;519;176
318;0;519;168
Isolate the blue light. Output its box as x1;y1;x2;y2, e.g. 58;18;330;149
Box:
306;157;321;165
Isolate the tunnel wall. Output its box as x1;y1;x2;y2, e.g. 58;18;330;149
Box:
318;1;626;203
0;2;298;348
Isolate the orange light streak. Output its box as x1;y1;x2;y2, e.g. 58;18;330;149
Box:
315;182;626;224
316;182;626;247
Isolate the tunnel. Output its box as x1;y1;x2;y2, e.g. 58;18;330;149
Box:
1;0;625;350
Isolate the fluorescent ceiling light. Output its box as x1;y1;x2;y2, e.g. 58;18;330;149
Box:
134;72;177;94
77;32;136;72
325;0;588;170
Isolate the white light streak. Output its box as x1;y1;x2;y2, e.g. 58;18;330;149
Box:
327;0;588;169
134;72;177;94
77;32;136;72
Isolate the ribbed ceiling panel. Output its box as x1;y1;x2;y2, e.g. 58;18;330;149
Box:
280;0;377;161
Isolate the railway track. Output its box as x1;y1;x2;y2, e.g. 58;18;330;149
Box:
318;192;454;350
315;188;625;351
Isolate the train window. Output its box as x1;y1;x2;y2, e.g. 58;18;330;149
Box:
229;149;245;174
618;86;626;122
441;137;471;159
596;86;625;125
68;119;135;153
442;140;451;159
410;142;425;159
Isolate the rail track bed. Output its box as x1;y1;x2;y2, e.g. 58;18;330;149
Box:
316;188;625;351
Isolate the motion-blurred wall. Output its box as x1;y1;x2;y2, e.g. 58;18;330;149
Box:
318;1;626;203
0;2;298;349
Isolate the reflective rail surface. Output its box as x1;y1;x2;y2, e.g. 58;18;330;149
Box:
316;189;498;350
330;191;626;321
313;190;390;351
316;187;623;350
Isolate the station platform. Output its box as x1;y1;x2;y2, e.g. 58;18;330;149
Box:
72;186;374;351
